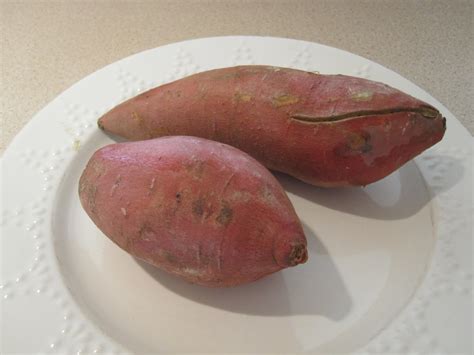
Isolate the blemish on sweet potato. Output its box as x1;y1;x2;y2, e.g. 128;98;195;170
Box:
234;92;252;102
147;177;157;196
185;158;205;179
261;184;278;205
149;177;156;191
288;243;308;266
196;244;202;263
350;91;373;101
139;224;155;241
110;174;122;196
267;66;281;72
192;198;205;217
420;107;439;118
98;119;105;130
216;202;233;226
335;132;372;156
216;244;222;272
163;250;178;264
180;267;206;277
131;111;143;123
272;94;299;107
92;161;106;177
79;178;86;193
348;133;372;152
87;185;97;214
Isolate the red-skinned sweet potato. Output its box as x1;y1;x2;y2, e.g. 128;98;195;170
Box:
98;65;446;187
79;136;307;287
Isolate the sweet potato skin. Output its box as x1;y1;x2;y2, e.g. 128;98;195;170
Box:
98;66;446;187
79;136;307;287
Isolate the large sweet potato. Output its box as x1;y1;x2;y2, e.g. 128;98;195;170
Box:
98;65;446;187
79;136;307;287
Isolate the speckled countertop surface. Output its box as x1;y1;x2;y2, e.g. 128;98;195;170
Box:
1;0;472;153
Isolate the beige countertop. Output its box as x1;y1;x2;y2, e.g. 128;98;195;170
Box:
1;0;472;154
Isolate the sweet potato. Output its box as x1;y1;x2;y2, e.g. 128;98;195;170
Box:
98;65;446;187
79;136;307;287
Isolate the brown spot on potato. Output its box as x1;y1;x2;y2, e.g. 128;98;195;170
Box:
92;161;106;177
260;184;278;205
98;119;105;130
151;125;171;137
335;132;372;156
348;133;369;151
266;66;281;72
163;250;178;264
196;244;202;263
217;67;262;80
87;185;98;214
350;91;373;101
420;107;439;118
132;111;152;138
217;71;240;80
176;192;182;203
288;243;308;266
139;224;155;241
192;199;205;217
79;178;86;193
272;94;299;107
147;177;157;196
234;92;252;102
131;111;143;122
216;202;233;226
185;158;205;179
110;174;122;196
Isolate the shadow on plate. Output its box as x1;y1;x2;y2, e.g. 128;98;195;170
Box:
136;224;352;320
275;157;464;221
99;129;129;143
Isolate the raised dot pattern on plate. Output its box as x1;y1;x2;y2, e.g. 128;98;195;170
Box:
352;63;372;79
230;39;255;66
362;145;472;354
2;146;125;353
164;47;201;83
290;45;321;73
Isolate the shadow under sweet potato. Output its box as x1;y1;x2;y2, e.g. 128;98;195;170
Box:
136;224;352;320
275;157;463;221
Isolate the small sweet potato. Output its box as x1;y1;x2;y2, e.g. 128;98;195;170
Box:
79;136;307;287
98;65;446;187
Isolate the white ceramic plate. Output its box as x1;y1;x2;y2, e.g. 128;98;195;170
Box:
1;36;472;355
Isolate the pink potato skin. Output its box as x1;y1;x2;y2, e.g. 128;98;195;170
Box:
79;136;307;287
98;66;446;187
